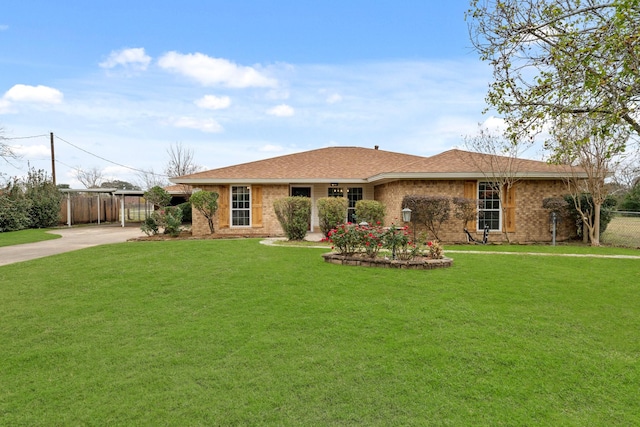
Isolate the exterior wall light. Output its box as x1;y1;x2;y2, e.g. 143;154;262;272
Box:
402;207;412;223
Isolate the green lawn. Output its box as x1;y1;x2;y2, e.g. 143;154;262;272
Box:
0;228;60;247
1;239;639;425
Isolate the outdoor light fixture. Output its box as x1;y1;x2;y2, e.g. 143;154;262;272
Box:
330;183;339;187
402;207;412;223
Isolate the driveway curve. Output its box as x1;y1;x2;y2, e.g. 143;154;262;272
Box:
0;226;145;267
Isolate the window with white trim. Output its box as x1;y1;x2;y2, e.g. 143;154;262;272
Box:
231;186;250;226
478;182;501;231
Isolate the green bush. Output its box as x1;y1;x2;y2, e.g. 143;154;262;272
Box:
0;194;31;232
141;216;159;236
0;168;61;231
564;194;617;238
160;206;183;237
178;202;192;223
355;200;385;225
273;196;311;241
317;197;348;237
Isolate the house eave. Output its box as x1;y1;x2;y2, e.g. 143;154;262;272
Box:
367;172;587;183
170;178;370;185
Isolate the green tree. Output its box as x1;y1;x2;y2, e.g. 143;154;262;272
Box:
620;180;640;211
467;0;640;143
189;190;219;233
144;186;171;208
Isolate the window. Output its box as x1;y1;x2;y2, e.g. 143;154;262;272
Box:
347;187;363;223
328;187;343;198
478;182;501;231
231;186;250;226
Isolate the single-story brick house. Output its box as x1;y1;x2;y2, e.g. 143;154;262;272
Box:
171;146;582;243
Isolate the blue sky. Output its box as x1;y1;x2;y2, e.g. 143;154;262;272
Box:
1;0;501;188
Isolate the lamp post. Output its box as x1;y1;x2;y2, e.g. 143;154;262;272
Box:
402;207;414;242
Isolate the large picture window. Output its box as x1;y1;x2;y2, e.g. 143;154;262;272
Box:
478;182;501;231
231;186;251;226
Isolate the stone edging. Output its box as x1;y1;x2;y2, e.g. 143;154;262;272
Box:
321;253;453;270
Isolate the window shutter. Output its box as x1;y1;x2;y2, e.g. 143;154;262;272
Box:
251;185;263;228
504;184;516;232
463;180;477;230
218;186;230;228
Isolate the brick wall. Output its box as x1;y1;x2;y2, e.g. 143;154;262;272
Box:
375;179;574;243
191;184;288;237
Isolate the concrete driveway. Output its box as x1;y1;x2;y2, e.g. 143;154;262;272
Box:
0;226;145;267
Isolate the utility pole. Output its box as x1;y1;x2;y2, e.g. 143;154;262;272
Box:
50;132;56;186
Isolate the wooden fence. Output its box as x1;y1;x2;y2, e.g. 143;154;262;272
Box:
58;195;154;225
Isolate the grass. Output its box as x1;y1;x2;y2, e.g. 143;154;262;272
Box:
602;215;640;248
0;228;60;247
1;239;639;425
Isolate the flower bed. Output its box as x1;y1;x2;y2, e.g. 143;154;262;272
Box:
322;222;453;269
322;252;453;270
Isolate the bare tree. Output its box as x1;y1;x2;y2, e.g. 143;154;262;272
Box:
165;142;202;199
136;168;169;191
165;142;201;178
74;166;104;189
463;127;529;243
549;114;629;246
0;127;20;166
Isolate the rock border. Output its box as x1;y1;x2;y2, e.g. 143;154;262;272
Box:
321;253;453;270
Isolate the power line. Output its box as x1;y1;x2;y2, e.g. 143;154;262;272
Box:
2;134;49;140
54;134;168;177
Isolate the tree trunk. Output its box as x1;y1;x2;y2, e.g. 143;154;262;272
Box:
591;202;601;246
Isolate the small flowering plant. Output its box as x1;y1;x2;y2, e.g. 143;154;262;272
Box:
359;224;385;258
426;240;444;259
327;223;361;255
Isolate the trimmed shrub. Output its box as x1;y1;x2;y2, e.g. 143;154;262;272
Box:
274;196;311;241
317;197;348;237
354;200;385;225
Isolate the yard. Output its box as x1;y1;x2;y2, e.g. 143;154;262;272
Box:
1;238;639;425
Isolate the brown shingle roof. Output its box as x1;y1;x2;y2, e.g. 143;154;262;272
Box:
175;147;429;182
171;146;580;184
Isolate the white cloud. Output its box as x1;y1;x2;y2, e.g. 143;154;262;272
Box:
0;98;11;113
4;84;63;104
326;93;342;104
13;144;50;158
157;51;277;88
195;95;231;110
100;47;151;71
259;144;284;153
266;104;294;117
170;116;223;133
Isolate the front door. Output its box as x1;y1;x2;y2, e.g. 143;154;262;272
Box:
291;187;312;231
